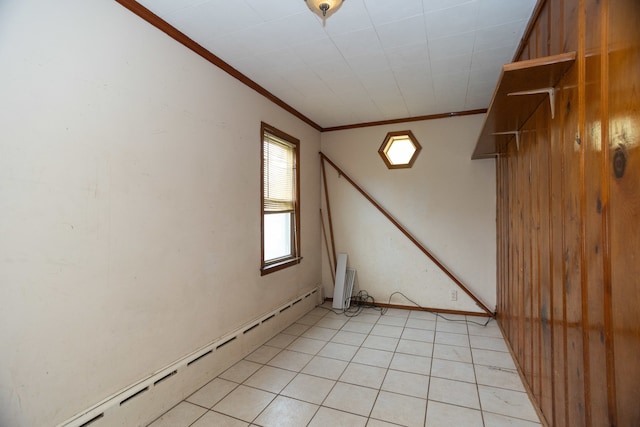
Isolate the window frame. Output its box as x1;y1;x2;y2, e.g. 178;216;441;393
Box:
260;122;302;275
378;130;422;169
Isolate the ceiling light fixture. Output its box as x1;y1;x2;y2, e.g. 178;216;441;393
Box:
305;0;344;26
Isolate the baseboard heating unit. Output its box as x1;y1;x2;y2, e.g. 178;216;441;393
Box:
57;287;320;427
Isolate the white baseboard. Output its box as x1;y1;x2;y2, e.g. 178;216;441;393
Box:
59;287;320;427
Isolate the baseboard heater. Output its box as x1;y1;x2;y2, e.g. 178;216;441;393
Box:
58;287;320;427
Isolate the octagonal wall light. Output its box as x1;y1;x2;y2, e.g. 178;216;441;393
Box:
378;130;422;169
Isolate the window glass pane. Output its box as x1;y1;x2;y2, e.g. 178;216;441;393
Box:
386;137;416;165
264;212;292;261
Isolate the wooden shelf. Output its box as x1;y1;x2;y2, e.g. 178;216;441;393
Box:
472;52;576;160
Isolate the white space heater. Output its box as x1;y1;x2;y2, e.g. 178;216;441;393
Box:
333;253;356;309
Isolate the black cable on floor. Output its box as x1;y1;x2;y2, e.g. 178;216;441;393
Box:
386;291;492;327
319;290;492;327
319;290;387;317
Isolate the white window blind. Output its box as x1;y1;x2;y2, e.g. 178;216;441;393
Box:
263;133;295;213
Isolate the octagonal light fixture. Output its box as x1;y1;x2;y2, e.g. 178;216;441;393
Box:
378;130;421;169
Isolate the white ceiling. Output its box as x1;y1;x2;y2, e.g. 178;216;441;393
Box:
136;0;537;129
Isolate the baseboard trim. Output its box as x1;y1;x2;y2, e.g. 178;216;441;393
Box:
324;297;493;318
58;287;320;427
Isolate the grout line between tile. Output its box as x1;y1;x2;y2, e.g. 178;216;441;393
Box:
467;316;488;427
155;305;541;427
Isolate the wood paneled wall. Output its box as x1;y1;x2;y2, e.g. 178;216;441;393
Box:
496;0;640;425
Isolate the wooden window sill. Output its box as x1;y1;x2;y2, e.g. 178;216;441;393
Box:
261;257;303;276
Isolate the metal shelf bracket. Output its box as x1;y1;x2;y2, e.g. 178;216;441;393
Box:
491;131;521;151
508;87;556;119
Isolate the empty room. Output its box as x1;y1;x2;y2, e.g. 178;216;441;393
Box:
1;0;638;426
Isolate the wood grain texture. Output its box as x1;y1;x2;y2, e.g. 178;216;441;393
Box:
549;0;564;56
495;0;639;425
549;60;567;426
536;105;554;421
560;65;586;427
472;52;576;159
608;0;640;424
583;2;609;425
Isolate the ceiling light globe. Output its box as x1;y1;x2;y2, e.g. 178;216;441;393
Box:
305;0;344;25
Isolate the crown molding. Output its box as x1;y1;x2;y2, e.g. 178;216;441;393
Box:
115;0;323;132
322;109;487;132
115;1;488;134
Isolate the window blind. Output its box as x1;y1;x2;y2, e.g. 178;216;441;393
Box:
263;133;295;212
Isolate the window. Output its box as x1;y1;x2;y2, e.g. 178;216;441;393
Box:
261;122;301;275
378;130;422;169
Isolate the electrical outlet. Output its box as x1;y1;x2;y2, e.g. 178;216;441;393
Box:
450;290;458;301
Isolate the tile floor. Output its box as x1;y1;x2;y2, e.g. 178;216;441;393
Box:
149;304;541;427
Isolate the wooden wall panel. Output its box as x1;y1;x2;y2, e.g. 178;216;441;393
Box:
549;73;567;426
522;127;533;383
496;1;640;425
608;1;640;425
583;0;610;425
521;43;531;61
531;12;548;409
563;0;579;52
560;65;586;427
537;3;550;58
517;141;526;366
530;128;541;404
535;106;554;422
549;0;564;56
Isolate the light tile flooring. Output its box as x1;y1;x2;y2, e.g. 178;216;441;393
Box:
149;304;541;427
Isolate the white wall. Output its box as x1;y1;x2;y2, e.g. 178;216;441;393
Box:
320;115;495;313
0;1;321;426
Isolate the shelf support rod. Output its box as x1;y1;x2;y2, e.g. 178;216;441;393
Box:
319;152;494;316
507;87;556;119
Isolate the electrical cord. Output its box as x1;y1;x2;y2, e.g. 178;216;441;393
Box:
320;290;386;317
386;291;492;327
319;290;492;327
